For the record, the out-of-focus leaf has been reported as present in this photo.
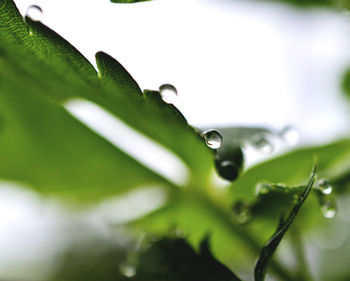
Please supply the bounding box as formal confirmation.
[226,140,350,243]
[230,139,350,201]
[111,0,151,3]
[48,231,128,281]
[270,0,333,7]
[0,70,169,202]
[254,168,316,281]
[133,237,241,281]
[242,0,350,9]
[128,190,294,280]
[342,68,350,101]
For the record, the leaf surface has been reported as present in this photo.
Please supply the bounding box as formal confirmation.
[134,237,241,281]
[0,0,214,202]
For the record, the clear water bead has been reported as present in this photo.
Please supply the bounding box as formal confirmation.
[26,5,43,22]
[201,129,223,149]
[120,264,136,278]
[159,84,177,104]
[250,134,274,154]
[255,183,271,196]
[279,125,299,145]
[321,199,337,218]
[232,200,252,224]
[318,179,333,195]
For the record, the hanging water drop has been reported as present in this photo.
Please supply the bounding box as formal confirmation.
[279,125,299,145]
[26,5,43,22]
[318,179,333,195]
[216,160,240,181]
[201,129,223,149]
[119,263,136,278]
[250,134,274,154]
[214,146,243,181]
[321,199,337,218]
[232,200,252,224]
[159,84,177,104]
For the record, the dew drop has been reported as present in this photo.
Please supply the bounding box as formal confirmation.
[216,160,240,181]
[279,125,300,145]
[318,179,333,195]
[321,199,337,218]
[26,5,43,22]
[255,183,271,196]
[120,263,136,278]
[159,84,177,104]
[250,134,274,154]
[175,227,187,238]
[201,129,223,149]
[232,200,252,224]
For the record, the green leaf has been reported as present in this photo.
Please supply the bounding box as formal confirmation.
[0,0,214,202]
[244,0,350,9]
[269,0,333,7]
[24,16,98,83]
[0,67,168,202]
[254,167,316,281]
[47,233,127,281]
[230,139,350,201]
[342,67,350,101]
[128,189,283,277]
[129,140,350,279]
[96,51,143,97]
[134,237,241,281]
[111,0,152,3]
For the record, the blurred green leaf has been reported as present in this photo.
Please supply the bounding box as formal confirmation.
[129,140,350,279]
[230,139,350,201]
[128,189,294,280]
[48,232,128,281]
[269,0,333,7]
[245,0,350,9]
[342,68,350,101]
[133,237,241,281]
[0,73,169,202]
[111,0,151,3]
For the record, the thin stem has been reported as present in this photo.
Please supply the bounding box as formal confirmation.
[192,191,296,281]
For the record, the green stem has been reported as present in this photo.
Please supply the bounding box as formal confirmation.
[193,191,296,281]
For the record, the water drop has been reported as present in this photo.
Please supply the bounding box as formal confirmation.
[26,5,43,22]
[255,183,271,196]
[250,134,274,154]
[279,125,299,145]
[318,179,333,195]
[216,160,240,181]
[321,199,337,218]
[159,84,177,104]
[201,129,223,149]
[120,263,136,278]
[175,227,187,238]
[232,200,252,224]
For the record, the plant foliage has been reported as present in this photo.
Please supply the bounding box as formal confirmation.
[1,0,350,280]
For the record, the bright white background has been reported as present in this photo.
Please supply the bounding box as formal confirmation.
[14,0,350,143]
[2,0,350,279]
